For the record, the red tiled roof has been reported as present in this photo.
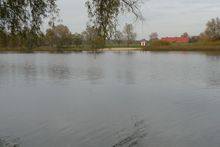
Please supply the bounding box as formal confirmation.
[161,37,189,43]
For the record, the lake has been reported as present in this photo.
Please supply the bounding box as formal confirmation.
[0,51,220,147]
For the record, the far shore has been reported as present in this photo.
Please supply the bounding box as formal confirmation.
[1,45,220,53]
[0,47,143,53]
[99,47,142,51]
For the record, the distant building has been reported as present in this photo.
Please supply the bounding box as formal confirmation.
[140,39,147,46]
[161,37,189,43]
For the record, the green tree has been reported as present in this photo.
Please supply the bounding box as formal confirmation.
[123,23,137,46]
[86,0,143,42]
[45,28,55,47]
[205,17,220,41]
[82,26,98,44]
[199,32,210,42]
[45,24,72,48]
[0,30,8,47]
[114,31,124,45]
[7,33,22,47]
[19,27,43,49]
[72,33,83,46]
[181,32,189,38]
[2,27,43,49]
[82,25,105,49]
[149,32,158,41]
[0,0,58,34]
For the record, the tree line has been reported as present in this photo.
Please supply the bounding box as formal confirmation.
[0,0,143,50]
[0,23,137,50]
[1,0,220,50]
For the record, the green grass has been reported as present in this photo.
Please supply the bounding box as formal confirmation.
[144,42,220,52]
[0,46,96,53]
[105,43,140,48]
[0,43,141,53]
[2,42,220,52]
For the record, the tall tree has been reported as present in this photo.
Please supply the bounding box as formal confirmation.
[0,30,7,47]
[205,17,220,41]
[114,31,124,45]
[123,23,137,46]
[45,24,72,48]
[72,33,83,46]
[181,32,189,38]
[82,25,105,49]
[0,0,58,34]
[82,25,99,44]
[86,0,143,42]
[149,32,158,41]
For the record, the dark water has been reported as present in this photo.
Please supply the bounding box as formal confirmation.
[0,52,220,147]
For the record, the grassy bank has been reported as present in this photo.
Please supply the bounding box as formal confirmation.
[145,45,220,51]
[1,43,220,52]
[105,43,140,48]
[0,46,96,53]
[144,42,220,52]
[0,43,141,53]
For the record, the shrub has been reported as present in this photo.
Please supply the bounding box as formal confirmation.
[149,40,171,46]
[92,36,105,49]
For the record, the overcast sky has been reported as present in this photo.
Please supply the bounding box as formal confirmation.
[43,0,220,39]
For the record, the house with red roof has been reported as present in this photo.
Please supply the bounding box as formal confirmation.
[161,37,189,43]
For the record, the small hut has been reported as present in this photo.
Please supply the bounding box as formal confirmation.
[140,39,147,47]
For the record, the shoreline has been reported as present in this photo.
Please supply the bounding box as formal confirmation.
[1,46,220,53]
[99,47,142,51]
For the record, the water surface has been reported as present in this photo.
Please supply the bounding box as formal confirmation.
[0,51,220,147]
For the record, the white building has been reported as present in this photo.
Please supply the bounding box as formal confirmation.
[140,39,147,47]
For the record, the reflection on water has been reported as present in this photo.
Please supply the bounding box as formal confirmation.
[22,62,37,83]
[205,53,220,87]
[85,67,104,83]
[0,137,21,147]
[48,65,71,80]
[1,52,219,87]
[0,52,220,147]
